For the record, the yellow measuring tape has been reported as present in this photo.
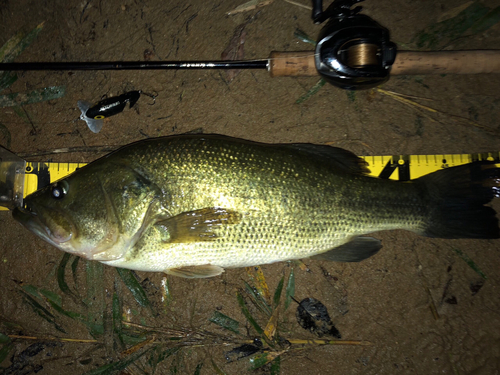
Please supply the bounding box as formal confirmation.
[361,152,500,180]
[1,151,499,212]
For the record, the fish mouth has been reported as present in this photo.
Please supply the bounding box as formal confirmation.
[12,204,74,246]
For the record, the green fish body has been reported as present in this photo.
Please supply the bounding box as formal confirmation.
[13,135,500,278]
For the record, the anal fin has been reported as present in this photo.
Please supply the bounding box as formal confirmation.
[311,237,382,263]
[165,264,225,278]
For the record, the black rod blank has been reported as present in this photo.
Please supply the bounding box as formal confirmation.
[0,60,269,71]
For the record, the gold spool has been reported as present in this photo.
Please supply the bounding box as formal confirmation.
[346,43,379,68]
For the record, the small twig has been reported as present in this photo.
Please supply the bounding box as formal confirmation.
[21,106,37,135]
[8,334,99,344]
[227,0,274,15]
[376,88,437,113]
[80,0,91,23]
[377,89,434,101]
[122,321,191,337]
[287,339,372,346]
[17,145,118,158]
[122,321,225,342]
[413,247,440,321]
[376,88,499,134]
[424,285,440,320]
[283,0,312,10]
[120,335,156,357]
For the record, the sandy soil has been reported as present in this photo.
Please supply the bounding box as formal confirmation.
[1,0,500,374]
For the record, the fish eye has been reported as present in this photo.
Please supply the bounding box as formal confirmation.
[51,181,69,199]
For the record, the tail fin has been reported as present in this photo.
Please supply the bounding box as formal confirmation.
[417,161,499,239]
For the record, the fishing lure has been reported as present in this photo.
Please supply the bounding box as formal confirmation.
[77,91,141,133]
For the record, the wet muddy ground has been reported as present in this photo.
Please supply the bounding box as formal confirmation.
[1,0,500,374]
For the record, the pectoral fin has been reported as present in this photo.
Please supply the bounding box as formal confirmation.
[311,237,382,262]
[165,264,225,278]
[155,207,241,243]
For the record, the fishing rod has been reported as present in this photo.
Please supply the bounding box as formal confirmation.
[1,0,500,90]
[0,60,269,71]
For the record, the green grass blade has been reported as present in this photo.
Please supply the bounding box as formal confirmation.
[0,22,44,63]
[451,248,487,279]
[22,284,84,323]
[285,268,295,310]
[0,72,17,92]
[0,333,10,344]
[168,348,183,374]
[112,291,124,349]
[0,342,14,365]
[21,284,41,299]
[0,85,66,108]
[71,256,80,287]
[468,6,500,34]
[237,292,264,336]
[293,29,316,45]
[121,332,149,346]
[147,345,160,374]
[193,363,203,375]
[244,281,272,316]
[0,333,12,365]
[249,352,280,370]
[20,289,66,333]
[0,22,44,92]
[86,260,105,337]
[208,311,240,334]
[347,90,356,103]
[296,79,327,104]
[47,298,85,321]
[40,289,62,307]
[0,321,23,332]
[57,253,73,295]
[270,355,281,375]
[412,3,490,49]
[148,346,180,372]
[237,292,263,335]
[0,122,11,148]
[12,106,30,124]
[57,253,84,306]
[115,268,152,310]
[161,276,173,308]
[211,359,228,375]
[83,345,152,375]
[273,276,284,308]
[158,348,181,363]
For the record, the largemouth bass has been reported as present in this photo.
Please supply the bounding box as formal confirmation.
[13,135,500,278]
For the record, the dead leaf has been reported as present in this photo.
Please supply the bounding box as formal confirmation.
[296,297,341,338]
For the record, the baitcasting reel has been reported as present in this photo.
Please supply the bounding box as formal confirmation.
[312,0,397,90]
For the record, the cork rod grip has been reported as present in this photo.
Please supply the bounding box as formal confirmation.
[268,50,500,77]
[391,51,500,75]
[268,51,318,77]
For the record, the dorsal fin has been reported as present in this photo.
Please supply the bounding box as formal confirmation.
[284,143,370,175]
